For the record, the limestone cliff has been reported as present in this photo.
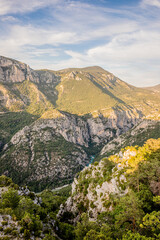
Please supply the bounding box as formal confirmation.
[0,108,141,190]
[57,150,131,221]
[100,119,160,157]
[0,55,159,191]
[0,56,59,85]
[58,139,160,222]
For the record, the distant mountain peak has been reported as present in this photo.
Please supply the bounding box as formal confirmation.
[144,84,160,92]
[82,66,106,72]
[58,65,109,74]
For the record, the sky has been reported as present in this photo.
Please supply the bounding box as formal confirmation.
[0,0,160,87]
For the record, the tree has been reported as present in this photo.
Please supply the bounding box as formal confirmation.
[20,213,42,238]
[75,213,99,240]
[2,188,20,209]
[114,190,144,238]
[84,229,102,240]
[122,231,154,240]
[15,197,39,219]
[58,221,75,240]
[140,211,160,237]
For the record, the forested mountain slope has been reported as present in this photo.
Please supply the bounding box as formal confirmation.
[58,138,160,239]
[0,55,159,190]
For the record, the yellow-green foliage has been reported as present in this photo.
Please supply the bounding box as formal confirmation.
[1,67,160,118]
[40,108,63,119]
[53,67,160,116]
[17,80,53,115]
[0,84,25,111]
[55,73,117,115]
[109,138,160,173]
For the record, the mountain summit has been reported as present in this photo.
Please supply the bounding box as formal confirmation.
[0,56,160,117]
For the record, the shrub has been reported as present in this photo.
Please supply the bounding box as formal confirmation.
[4,227,12,234]
[2,188,20,209]
[1,221,8,226]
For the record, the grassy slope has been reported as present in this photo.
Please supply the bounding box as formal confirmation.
[51,67,160,116]
[0,66,160,117]
[144,84,160,92]
[16,80,54,115]
[0,81,56,147]
[0,83,25,112]
[55,72,117,115]
[0,81,55,115]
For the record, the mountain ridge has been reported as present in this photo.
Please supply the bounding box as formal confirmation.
[0,55,160,191]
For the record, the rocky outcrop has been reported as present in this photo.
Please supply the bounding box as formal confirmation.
[59,138,160,224]
[100,119,160,156]
[0,108,141,190]
[58,152,129,221]
[87,109,140,145]
[1,120,89,191]
[0,56,59,85]
[10,114,89,148]
[7,109,141,148]
[0,56,39,83]
[36,70,60,85]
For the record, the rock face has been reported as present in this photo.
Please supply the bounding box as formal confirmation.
[0,56,59,85]
[100,119,160,157]
[58,138,160,226]
[6,110,140,148]
[0,56,39,83]
[58,153,129,222]
[87,109,140,145]
[0,55,159,191]
[10,109,140,148]
[1,120,89,191]
[0,109,141,191]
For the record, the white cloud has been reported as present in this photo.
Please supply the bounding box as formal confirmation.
[0,0,160,87]
[87,31,160,62]
[141,0,160,7]
[0,15,18,22]
[52,30,160,86]
[0,0,60,15]
[1,25,77,46]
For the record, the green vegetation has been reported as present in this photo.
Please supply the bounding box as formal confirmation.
[75,157,115,201]
[54,138,160,239]
[0,59,160,239]
[0,175,69,239]
[55,71,117,115]
[0,112,38,149]
[16,80,53,115]
[53,67,160,116]
[0,138,160,239]
[99,120,160,160]
[52,185,72,198]
[0,132,87,192]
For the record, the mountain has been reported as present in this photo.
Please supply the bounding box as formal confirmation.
[144,84,160,93]
[58,138,160,239]
[0,109,140,191]
[100,119,160,158]
[0,56,160,190]
[0,138,160,239]
[1,56,160,117]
